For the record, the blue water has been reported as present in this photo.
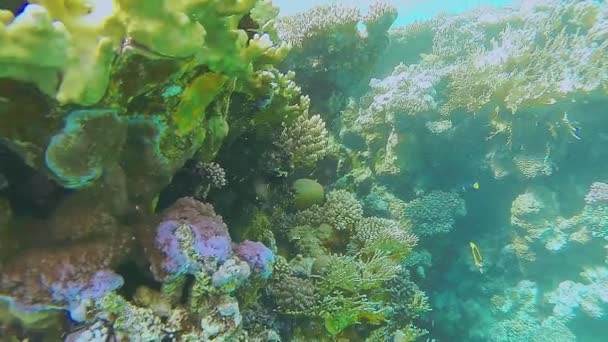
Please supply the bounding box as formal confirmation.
[275,0,515,26]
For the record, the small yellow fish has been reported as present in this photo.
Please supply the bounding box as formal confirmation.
[472,181,480,190]
[469,242,484,274]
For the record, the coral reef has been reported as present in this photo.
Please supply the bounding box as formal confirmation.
[4,0,608,340]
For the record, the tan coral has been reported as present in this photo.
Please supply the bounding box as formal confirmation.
[323,189,363,232]
[280,113,329,169]
[276,4,360,47]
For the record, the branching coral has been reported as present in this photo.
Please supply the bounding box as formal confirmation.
[339,0,608,196]
[350,217,418,257]
[289,189,363,233]
[267,276,317,316]
[316,252,400,295]
[487,280,576,342]
[323,189,364,232]
[403,190,466,237]
[438,1,608,114]
[276,4,360,48]
[279,113,329,169]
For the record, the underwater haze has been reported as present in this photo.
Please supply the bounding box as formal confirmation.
[1,0,608,341]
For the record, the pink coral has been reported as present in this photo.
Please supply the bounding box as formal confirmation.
[142,197,232,280]
[0,233,132,320]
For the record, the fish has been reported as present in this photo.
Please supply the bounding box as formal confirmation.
[561,112,582,140]
[461,180,480,192]
[469,242,484,274]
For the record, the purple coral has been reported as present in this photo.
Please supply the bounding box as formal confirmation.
[584,182,608,205]
[0,234,131,321]
[149,197,232,280]
[233,241,275,279]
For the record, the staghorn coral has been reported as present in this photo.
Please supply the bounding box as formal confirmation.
[363,1,399,36]
[276,4,360,48]
[437,1,608,114]
[425,119,453,134]
[279,113,329,169]
[277,1,396,123]
[365,63,441,119]
[350,217,418,257]
[339,0,608,201]
[317,252,400,294]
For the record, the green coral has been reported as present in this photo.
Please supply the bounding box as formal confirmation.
[292,178,325,210]
[351,217,418,257]
[317,252,400,294]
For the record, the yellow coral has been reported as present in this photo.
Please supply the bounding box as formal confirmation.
[0,5,69,96]
[3,0,285,105]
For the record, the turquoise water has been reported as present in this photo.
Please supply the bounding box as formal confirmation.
[1,0,608,341]
[275,0,515,26]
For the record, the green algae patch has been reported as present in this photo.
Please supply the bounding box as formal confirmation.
[173,73,228,137]
[292,178,324,210]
